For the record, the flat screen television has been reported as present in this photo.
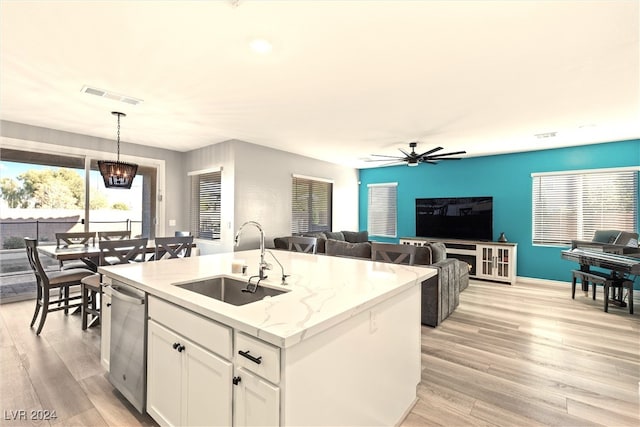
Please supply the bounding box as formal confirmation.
[416,196,493,241]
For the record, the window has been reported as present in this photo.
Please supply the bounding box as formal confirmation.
[367,183,397,237]
[291,175,332,234]
[190,169,221,240]
[532,168,638,246]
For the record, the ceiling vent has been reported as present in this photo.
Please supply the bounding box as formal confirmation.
[80,85,143,106]
[535,132,557,139]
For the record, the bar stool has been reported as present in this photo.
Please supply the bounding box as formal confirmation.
[80,237,148,330]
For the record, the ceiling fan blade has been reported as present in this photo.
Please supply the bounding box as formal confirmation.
[416,146,443,158]
[369,154,405,159]
[398,148,411,157]
[428,150,467,158]
[365,158,405,162]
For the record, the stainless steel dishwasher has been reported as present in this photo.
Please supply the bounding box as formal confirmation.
[108,280,147,413]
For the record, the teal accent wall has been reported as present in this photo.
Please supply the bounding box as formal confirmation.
[359,139,640,282]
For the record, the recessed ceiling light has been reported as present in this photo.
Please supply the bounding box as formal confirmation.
[249,39,272,55]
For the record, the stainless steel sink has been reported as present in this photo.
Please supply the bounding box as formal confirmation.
[175,276,287,306]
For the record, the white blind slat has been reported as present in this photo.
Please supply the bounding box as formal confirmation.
[292,177,332,234]
[368,183,397,237]
[532,170,637,245]
[191,171,221,240]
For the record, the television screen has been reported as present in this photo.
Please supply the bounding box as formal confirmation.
[416,197,493,241]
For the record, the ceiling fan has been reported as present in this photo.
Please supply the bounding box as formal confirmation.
[366,142,466,167]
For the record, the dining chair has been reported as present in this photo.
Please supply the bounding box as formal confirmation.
[98,230,131,241]
[55,231,97,270]
[154,236,194,260]
[287,236,318,254]
[55,231,96,248]
[25,238,94,335]
[371,242,416,265]
[80,237,149,330]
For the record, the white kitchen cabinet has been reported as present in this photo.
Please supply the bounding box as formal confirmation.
[147,320,182,426]
[147,297,233,427]
[476,244,516,284]
[100,283,112,370]
[233,367,280,427]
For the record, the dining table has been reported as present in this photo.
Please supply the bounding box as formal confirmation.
[37,240,179,271]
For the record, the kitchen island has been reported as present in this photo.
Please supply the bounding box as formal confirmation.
[99,249,437,426]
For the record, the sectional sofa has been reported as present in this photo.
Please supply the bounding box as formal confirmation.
[273,231,469,326]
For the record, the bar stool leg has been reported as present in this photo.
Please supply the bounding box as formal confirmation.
[604,281,610,313]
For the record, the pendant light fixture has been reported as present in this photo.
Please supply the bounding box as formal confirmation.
[98,111,138,189]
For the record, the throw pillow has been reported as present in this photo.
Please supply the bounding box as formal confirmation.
[429,242,447,263]
[325,239,371,259]
[324,231,345,241]
[341,230,369,243]
[414,246,433,265]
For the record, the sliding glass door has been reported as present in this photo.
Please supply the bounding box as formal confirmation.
[0,148,156,302]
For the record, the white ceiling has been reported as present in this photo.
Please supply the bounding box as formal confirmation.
[1,0,638,168]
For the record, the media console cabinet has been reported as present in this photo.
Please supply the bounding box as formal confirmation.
[400,237,517,285]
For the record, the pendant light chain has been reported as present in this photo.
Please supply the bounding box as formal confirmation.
[116,112,121,161]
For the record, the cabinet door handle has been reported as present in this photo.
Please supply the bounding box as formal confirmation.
[238,350,262,364]
[233,376,242,385]
[177,345,185,352]
[173,342,185,352]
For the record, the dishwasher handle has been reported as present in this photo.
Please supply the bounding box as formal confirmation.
[110,284,145,305]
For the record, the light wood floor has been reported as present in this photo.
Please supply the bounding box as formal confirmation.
[403,280,640,427]
[1,279,638,426]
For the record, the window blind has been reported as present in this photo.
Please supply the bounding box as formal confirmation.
[367,183,397,237]
[291,176,332,234]
[532,169,638,245]
[190,171,221,240]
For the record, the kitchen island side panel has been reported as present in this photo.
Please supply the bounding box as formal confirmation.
[281,283,421,426]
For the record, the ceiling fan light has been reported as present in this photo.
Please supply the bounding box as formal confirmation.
[407,159,419,167]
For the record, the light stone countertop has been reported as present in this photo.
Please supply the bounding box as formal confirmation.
[99,249,437,348]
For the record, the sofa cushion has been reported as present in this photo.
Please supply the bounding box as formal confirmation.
[325,239,371,259]
[273,237,288,250]
[324,231,345,241]
[341,230,369,243]
[301,232,327,253]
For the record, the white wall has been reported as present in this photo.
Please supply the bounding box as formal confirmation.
[183,140,237,255]
[185,140,359,252]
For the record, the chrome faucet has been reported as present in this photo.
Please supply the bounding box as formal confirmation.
[234,221,270,281]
